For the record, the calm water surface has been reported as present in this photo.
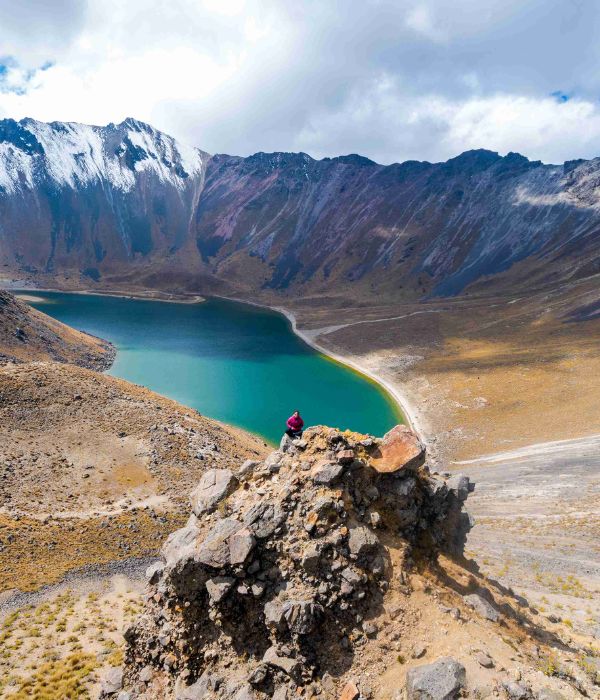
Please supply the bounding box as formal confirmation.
[27,292,402,444]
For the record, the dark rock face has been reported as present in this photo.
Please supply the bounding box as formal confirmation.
[2,118,600,300]
[118,425,472,699]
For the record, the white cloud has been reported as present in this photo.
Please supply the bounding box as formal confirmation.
[1,0,600,164]
[405,4,445,42]
[297,80,600,164]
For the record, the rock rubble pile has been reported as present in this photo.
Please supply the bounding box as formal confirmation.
[117,424,472,699]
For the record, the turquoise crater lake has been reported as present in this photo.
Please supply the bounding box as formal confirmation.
[26,292,402,444]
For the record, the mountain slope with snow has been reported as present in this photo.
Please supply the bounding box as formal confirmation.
[0,117,208,279]
[1,117,600,302]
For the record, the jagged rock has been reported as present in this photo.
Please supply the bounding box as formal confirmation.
[312,460,344,485]
[146,561,164,584]
[244,502,286,538]
[139,665,154,683]
[162,522,201,568]
[348,525,379,557]
[446,474,470,501]
[233,684,256,700]
[369,425,425,474]
[238,460,261,480]
[263,646,301,679]
[272,686,288,700]
[464,593,500,622]
[341,567,362,586]
[248,665,268,685]
[179,671,220,700]
[264,600,286,630]
[338,681,359,700]
[412,643,427,659]
[264,450,284,472]
[502,681,530,699]
[405,657,466,699]
[206,576,235,603]
[280,434,295,452]
[301,542,323,572]
[120,425,475,699]
[101,667,124,695]
[197,517,243,568]
[191,468,238,516]
[362,620,378,637]
[229,528,256,565]
[282,600,322,634]
[336,449,355,464]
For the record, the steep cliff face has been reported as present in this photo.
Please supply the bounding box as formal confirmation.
[2,118,600,301]
[196,149,600,299]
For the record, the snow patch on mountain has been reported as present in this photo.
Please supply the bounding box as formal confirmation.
[0,117,205,195]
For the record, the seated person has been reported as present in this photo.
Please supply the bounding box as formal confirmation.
[285,410,304,439]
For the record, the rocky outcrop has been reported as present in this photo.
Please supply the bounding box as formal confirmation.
[118,425,472,699]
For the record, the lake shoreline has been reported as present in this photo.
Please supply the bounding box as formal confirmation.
[210,294,419,439]
[8,283,205,305]
[7,281,417,441]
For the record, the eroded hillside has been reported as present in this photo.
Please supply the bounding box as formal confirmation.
[0,290,113,368]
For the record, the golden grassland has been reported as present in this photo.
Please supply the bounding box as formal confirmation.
[0,511,186,593]
[0,582,143,699]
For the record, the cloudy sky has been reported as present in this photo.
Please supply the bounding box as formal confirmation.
[1,0,599,164]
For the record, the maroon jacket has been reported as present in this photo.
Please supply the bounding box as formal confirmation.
[286,414,304,431]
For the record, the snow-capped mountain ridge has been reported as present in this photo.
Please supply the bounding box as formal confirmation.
[0,117,205,195]
[1,116,600,300]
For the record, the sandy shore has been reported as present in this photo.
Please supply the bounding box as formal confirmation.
[272,306,419,434]
[7,283,205,305]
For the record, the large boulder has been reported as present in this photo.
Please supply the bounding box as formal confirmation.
[190,469,238,516]
[100,667,124,696]
[369,425,425,474]
[463,593,500,622]
[405,657,466,699]
[196,517,244,568]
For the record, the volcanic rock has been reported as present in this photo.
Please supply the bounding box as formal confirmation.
[120,425,473,699]
[463,593,500,622]
[368,425,425,474]
[190,469,238,516]
[405,657,466,700]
